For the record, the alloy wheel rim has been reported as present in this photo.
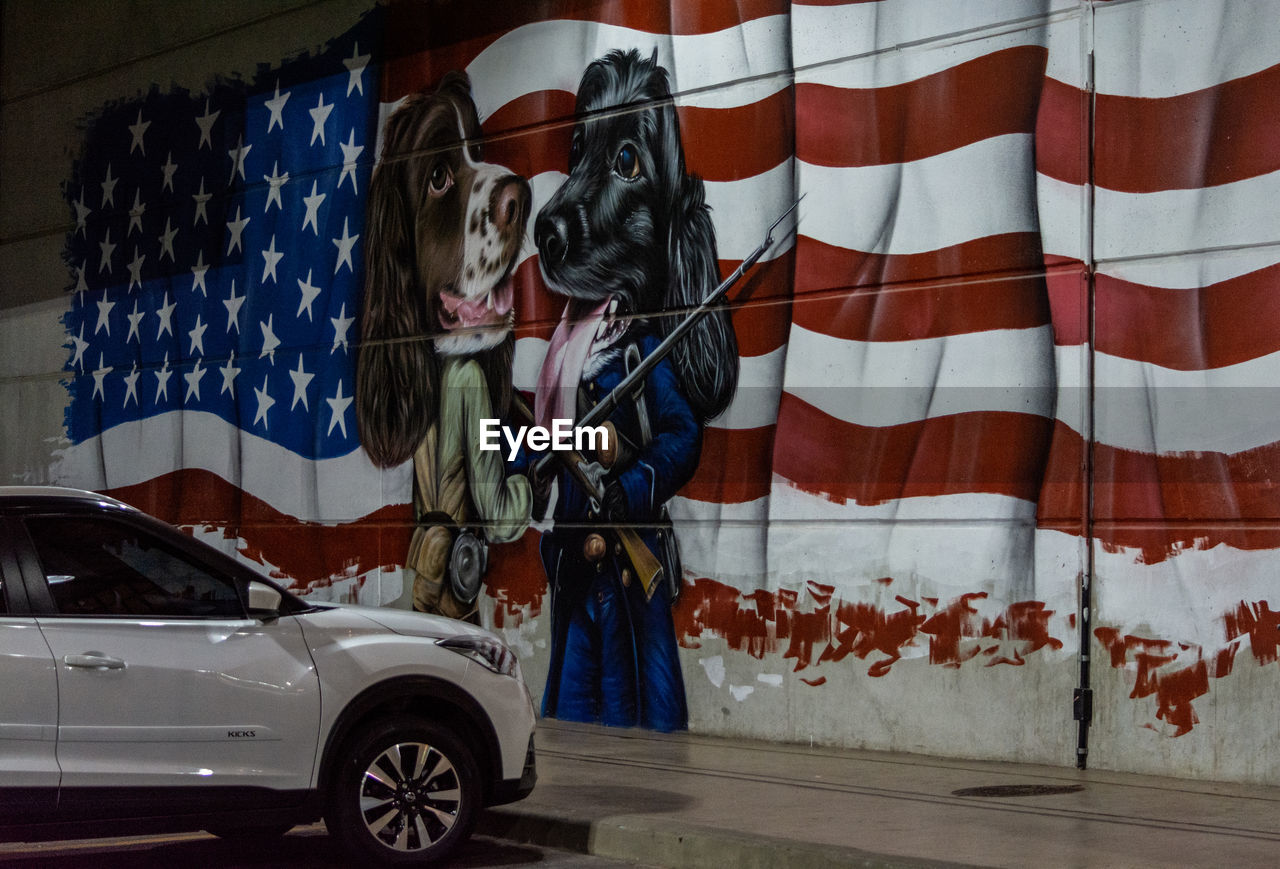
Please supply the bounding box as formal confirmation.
[359,741,461,851]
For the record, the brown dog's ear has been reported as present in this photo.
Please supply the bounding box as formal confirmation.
[356,95,438,467]
[664,171,739,423]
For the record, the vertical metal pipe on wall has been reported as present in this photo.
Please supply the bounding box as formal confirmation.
[1074,6,1098,769]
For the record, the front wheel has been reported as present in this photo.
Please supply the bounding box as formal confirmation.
[326,717,480,864]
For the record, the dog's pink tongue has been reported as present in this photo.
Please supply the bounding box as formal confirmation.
[491,273,514,316]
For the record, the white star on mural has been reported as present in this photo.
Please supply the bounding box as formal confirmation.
[338,130,364,193]
[332,218,359,274]
[93,353,113,401]
[127,247,145,291]
[264,162,288,212]
[301,181,325,235]
[262,234,285,284]
[192,177,212,226]
[260,314,280,362]
[101,163,118,207]
[296,269,322,321]
[288,355,314,411]
[95,290,115,336]
[159,217,178,262]
[161,152,178,192]
[128,189,146,236]
[226,206,250,254]
[154,354,173,403]
[264,80,291,133]
[98,229,116,274]
[191,250,210,296]
[155,292,176,339]
[70,323,89,371]
[343,42,370,97]
[327,380,353,437]
[195,99,220,149]
[253,374,275,429]
[228,135,252,182]
[74,188,91,237]
[188,314,208,356]
[219,351,241,397]
[184,359,207,403]
[123,363,140,408]
[330,303,354,354]
[309,93,333,146]
[129,109,150,155]
[223,280,245,333]
[126,299,145,343]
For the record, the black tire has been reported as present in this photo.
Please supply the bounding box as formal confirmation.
[325,717,480,865]
[205,823,294,842]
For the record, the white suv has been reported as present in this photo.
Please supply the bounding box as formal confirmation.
[0,486,536,864]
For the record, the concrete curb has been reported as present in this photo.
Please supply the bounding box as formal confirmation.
[478,806,981,869]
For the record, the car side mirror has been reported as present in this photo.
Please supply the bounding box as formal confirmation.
[247,580,283,616]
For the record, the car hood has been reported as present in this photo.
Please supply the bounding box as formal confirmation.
[316,602,495,641]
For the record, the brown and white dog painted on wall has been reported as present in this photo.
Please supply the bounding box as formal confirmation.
[356,71,532,617]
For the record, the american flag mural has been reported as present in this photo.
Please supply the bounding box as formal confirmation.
[47,0,1280,770]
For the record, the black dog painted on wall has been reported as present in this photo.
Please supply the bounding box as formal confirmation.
[531,49,739,731]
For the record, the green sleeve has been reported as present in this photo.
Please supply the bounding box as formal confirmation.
[453,360,532,544]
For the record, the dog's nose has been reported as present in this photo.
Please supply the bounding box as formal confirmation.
[491,175,530,233]
[535,212,569,267]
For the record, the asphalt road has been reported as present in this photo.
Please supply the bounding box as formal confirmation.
[0,824,650,868]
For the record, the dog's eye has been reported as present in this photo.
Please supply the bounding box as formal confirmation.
[428,161,454,196]
[614,145,640,181]
[569,136,582,172]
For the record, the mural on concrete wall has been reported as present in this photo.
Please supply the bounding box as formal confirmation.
[48,0,1280,754]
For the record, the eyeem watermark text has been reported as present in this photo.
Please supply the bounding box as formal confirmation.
[480,419,610,461]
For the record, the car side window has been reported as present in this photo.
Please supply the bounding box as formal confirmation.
[23,516,245,619]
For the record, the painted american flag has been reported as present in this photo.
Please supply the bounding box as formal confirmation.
[58,13,411,600]
[57,0,1280,749]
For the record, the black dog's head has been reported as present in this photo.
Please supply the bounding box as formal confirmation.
[534,49,738,422]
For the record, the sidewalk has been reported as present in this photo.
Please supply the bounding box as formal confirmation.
[478,720,1280,868]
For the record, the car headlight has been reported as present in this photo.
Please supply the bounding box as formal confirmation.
[438,634,522,679]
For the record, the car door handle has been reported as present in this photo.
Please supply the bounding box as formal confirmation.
[63,652,127,670]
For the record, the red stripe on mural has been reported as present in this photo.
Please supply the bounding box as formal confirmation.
[797,46,1048,168]
[678,91,795,183]
[383,0,788,102]
[684,424,776,504]
[1035,77,1089,187]
[1095,263,1280,370]
[481,88,794,183]
[1044,256,1088,347]
[773,393,1054,504]
[482,90,578,177]
[1094,63,1280,192]
[103,470,414,590]
[793,235,1050,340]
[1037,422,1280,561]
[1038,65,1280,192]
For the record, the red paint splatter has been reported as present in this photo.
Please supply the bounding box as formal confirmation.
[676,577,1064,681]
[484,528,546,628]
[1224,600,1280,665]
[824,596,924,677]
[920,593,988,667]
[1093,629,1215,737]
